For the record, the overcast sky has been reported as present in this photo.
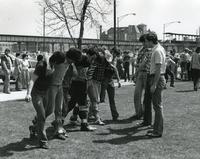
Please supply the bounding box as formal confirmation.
[0,0,200,40]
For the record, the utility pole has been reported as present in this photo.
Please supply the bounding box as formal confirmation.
[113,0,116,49]
[43,7,46,52]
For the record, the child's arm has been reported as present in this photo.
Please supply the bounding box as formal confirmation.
[26,72,38,101]
[71,63,78,77]
[112,64,121,88]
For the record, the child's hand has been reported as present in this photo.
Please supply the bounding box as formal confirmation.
[25,95,31,102]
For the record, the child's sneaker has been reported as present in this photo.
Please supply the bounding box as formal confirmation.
[94,119,105,125]
[80,123,96,131]
[39,141,49,149]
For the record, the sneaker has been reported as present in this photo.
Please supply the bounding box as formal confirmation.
[136,122,151,127]
[94,119,105,125]
[39,141,49,149]
[88,115,96,121]
[55,133,68,140]
[80,123,96,131]
[146,132,162,138]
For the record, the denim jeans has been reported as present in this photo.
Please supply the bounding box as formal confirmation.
[134,71,147,117]
[146,75,165,135]
[31,88,48,143]
[165,66,174,86]
[87,79,101,119]
[15,73,22,90]
[46,85,64,130]
[67,80,88,119]
[22,69,30,89]
[124,68,130,82]
[100,79,119,119]
[143,74,165,135]
[191,68,200,90]
[143,75,152,125]
[62,87,70,118]
[3,71,10,93]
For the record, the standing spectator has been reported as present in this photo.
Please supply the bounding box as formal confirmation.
[123,52,130,82]
[1,48,12,94]
[133,34,152,120]
[186,50,192,81]
[180,48,189,80]
[164,52,176,88]
[171,50,180,79]
[14,53,22,91]
[100,50,121,121]
[191,47,200,91]
[130,52,137,82]
[115,51,124,79]
[21,54,30,89]
[145,32,166,138]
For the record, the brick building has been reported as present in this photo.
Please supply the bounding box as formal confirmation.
[100,24,147,41]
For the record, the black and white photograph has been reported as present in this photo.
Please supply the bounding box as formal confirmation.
[0,0,200,158]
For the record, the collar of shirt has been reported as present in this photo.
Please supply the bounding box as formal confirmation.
[152,43,160,52]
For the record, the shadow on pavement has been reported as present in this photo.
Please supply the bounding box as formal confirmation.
[103,116,141,125]
[176,90,194,93]
[0,138,39,157]
[94,125,151,145]
[93,134,150,145]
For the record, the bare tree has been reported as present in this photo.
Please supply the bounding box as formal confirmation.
[40,0,113,49]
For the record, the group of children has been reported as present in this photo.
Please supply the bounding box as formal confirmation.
[26,47,121,149]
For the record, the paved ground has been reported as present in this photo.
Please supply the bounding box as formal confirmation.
[0,80,135,102]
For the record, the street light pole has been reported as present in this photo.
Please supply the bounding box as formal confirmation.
[163,21,181,42]
[117,13,136,46]
[114,0,116,49]
[43,7,46,52]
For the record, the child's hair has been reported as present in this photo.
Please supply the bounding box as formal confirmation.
[66,48,82,62]
[146,32,158,44]
[37,54,43,62]
[16,53,20,57]
[22,53,28,59]
[86,47,98,56]
[49,51,65,64]
[139,34,147,43]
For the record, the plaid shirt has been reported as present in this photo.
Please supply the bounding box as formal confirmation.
[135,47,152,73]
[87,56,107,82]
